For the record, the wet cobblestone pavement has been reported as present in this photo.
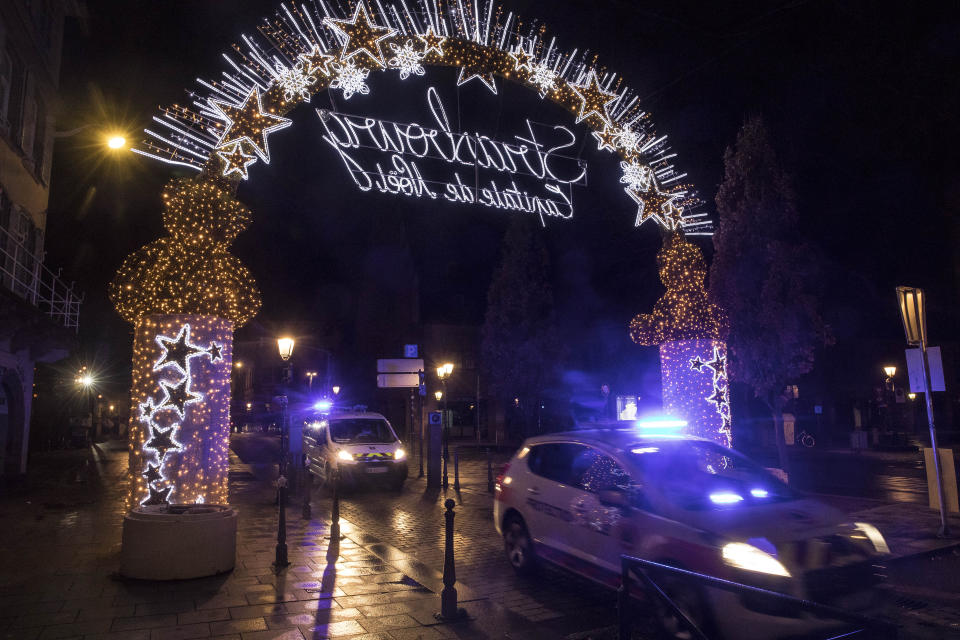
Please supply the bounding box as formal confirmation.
[3,437,960,639]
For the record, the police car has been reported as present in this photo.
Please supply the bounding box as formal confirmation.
[303,409,408,490]
[493,422,890,639]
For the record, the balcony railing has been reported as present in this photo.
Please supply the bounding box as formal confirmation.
[0,223,82,331]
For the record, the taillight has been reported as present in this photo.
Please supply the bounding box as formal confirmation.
[494,462,511,496]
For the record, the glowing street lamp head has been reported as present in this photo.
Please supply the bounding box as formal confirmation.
[277,337,295,361]
[434,390,443,401]
[107,135,127,150]
[78,374,94,388]
[332,385,341,395]
[443,362,454,375]
[883,365,896,378]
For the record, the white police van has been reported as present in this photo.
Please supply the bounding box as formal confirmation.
[493,422,889,639]
[303,409,408,490]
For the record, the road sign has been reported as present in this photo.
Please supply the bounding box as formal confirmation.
[906,347,945,393]
[377,373,420,388]
[404,344,419,358]
[428,411,442,426]
[377,358,424,374]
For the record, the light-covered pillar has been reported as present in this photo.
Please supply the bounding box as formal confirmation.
[659,339,731,447]
[128,314,233,508]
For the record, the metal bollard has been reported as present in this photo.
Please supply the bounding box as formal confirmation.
[302,456,312,520]
[328,467,341,540]
[439,498,464,620]
[453,449,460,492]
[487,449,494,494]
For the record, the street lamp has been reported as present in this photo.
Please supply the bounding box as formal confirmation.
[332,385,340,396]
[437,363,454,488]
[434,390,443,401]
[274,336,295,566]
[883,365,896,379]
[306,371,317,392]
[896,286,949,537]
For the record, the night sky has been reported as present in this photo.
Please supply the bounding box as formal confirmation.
[44,1,960,403]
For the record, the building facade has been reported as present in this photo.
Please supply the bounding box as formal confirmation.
[0,1,83,476]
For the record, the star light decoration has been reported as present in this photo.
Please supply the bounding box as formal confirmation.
[457,67,498,95]
[299,44,335,77]
[627,181,684,230]
[415,25,446,57]
[208,86,292,164]
[216,142,257,180]
[330,60,371,99]
[135,323,222,506]
[388,40,426,80]
[691,345,732,447]
[568,69,617,125]
[324,2,396,68]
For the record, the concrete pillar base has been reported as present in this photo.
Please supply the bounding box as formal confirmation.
[120,504,237,580]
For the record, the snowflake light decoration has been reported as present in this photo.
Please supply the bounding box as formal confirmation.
[388,40,425,80]
[612,125,643,155]
[620,161,653,192]
[527,62,558,97]
[275,60,317,102]
[330,60,370,99]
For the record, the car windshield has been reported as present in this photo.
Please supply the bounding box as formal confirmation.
[329,418,396,444]
[628,440,797,510]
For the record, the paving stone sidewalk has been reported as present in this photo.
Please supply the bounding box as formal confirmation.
[0,443,582,640]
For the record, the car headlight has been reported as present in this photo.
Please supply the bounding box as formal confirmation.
[853,522,890,554]
[337,450,353,462]
[394,448,406,460]
[722,542,791,577]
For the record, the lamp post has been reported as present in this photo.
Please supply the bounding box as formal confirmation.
[896,286,949,537]
[306,371,317,392]
[437,363,454,489]
[275,336,295,567]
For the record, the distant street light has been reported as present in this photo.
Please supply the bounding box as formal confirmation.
[908,393,916,401]
[306,371,317,391]
[107,135,126,149]
[277,337,295,361]
[332,385,341,396]
[896,286,949,537]
[437,363,454,488]
[883,365,896,379]
[434,390,443,401]
[274,336,295,567]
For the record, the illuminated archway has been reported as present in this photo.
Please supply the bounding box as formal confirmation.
[111,0,722,508]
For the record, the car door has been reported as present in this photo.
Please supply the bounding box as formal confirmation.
[566,447,639,580]
[521,442,587,561]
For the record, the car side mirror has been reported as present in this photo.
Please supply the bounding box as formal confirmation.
[599,488,629,509]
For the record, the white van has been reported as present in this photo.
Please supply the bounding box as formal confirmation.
[303,410,408,490]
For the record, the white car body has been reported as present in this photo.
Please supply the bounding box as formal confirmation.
[493,428,889,639]
[303,410,408,488]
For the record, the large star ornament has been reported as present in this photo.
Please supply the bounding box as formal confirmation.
[159,378,202,418]
[457,67,498,95]
[627,185,683,230]
[569,69,617,125]
[325,3,396,68]
[208,86,292,162]
[143,463,163,484]
[508,43,535,72]
[145,425,181,457]
[299,44,334,77]
[155,324,206,374]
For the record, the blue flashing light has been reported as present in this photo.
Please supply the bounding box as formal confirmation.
[636,417,688,430]
[709,491,744,505]
[750,488,770,498]
[313,399,333,412]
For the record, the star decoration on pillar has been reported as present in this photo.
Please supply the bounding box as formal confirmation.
[159,377,202,418]
[324,3,397,68]
[627,184,683,230]
[705,346,727,374]
[145,425,181,458]
[457,67,498,95]
[568,69,617,125]
[508,43,535,72]
[299,44,335,77]
[415,25,446,58]
[216,141,257,180]
[142,484,173,506]
[207,342,223,361]
[707,385,728,406]
[689,356,705,371]
[143,463,163,484]
[155,324,206,374]
[138,397,158,425]
[208,86,292,163]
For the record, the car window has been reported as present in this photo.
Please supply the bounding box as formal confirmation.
[329,418,396,444]
[526,443,590,485]
[573,448,632,493]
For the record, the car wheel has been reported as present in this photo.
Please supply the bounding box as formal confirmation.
[503,516,537,576]
[653,571,716,640]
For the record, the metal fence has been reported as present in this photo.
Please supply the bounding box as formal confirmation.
[618,555,897,640]
[0,223,81,331]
